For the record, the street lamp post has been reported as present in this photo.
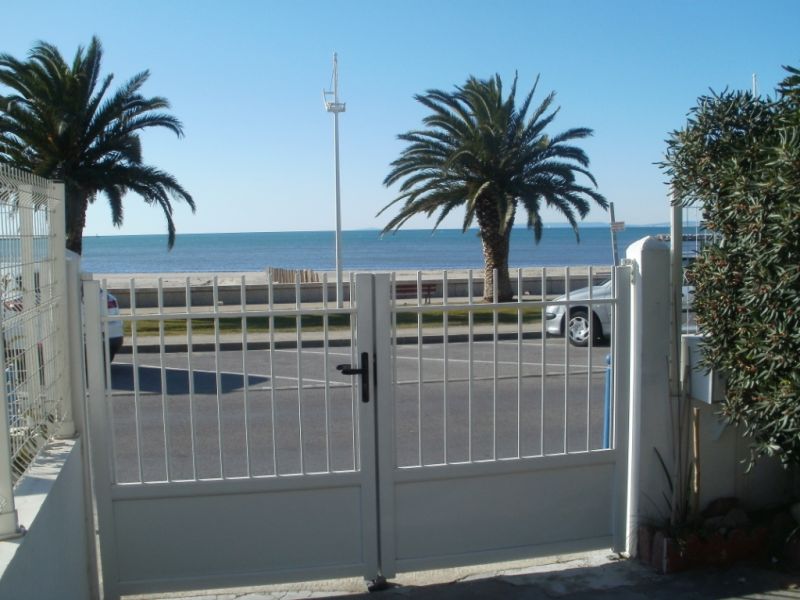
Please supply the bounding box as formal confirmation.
[323,53,346,308]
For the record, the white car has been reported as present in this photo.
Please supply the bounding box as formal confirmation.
[2,287,124,362]
[545,269,696,347]
[545,280,613,347]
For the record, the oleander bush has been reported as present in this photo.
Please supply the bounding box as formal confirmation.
[663,66,800,466]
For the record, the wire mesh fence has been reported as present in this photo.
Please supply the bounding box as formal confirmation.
[0,166,67,483]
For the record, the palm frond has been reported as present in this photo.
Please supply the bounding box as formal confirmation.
[0,37,193,252]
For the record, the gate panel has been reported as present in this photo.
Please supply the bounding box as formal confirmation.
[390,455,617,571]
[84,274,381,599]
[377,266,631,575]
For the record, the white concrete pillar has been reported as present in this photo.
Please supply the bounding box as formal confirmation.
[626,236,674,555]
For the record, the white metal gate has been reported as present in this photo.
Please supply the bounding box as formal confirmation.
[84,267,630,598]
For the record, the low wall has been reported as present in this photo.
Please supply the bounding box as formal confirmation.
[105,271,611,309]
[0,439,92,600]
[694,402,794,510]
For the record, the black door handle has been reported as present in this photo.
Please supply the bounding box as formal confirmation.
[337,352,370,403]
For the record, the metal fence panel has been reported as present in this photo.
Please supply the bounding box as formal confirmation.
[0,167,67,486]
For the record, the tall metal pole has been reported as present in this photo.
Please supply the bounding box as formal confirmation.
[324,53,346,308]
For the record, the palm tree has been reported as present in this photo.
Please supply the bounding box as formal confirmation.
[0,37,194,254]
[380,74,606,301]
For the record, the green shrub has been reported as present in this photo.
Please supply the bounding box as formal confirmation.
[663,67,800,466]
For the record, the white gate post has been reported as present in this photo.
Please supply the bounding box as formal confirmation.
[64,252,85,436]
[83,277,121,600]
[372,273,396,580]
[612,264,632,554]
[625,237,672,557]
[354,274,381,582]
[51,181,76,438]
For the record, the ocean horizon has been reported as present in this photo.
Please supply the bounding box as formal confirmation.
[80,226,672,274]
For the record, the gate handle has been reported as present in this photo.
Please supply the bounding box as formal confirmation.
[337,352,370,403]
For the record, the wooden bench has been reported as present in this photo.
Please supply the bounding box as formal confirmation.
[394,282,436,304]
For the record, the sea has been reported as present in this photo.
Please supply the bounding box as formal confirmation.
[80,226,671,273]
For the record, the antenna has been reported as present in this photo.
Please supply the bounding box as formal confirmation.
[323,53,346,114]
[323,53,346,307]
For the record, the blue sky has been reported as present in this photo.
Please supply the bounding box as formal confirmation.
[3,0,798,237]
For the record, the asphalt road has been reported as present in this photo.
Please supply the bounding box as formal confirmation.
[106,338,613,483]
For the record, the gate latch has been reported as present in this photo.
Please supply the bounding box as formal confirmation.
[337,352,370,403]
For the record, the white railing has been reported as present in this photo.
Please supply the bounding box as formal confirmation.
[0,166,69,538]
[91,265,620,484]
[90,272,361,484]
[389,267,619,468]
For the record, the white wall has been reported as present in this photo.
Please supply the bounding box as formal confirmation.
[0,439,92,600]
[694,396,794,510]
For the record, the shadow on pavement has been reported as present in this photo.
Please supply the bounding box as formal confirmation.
[110,363,268,394]
[317,563,800,600]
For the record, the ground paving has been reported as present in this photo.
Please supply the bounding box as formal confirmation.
[126,551,800,600]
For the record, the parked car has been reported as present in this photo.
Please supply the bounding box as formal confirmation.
[545,280,613,347]
[545,263,696,347]
[2,286,123,362]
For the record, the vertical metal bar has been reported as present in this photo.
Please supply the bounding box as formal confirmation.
[416,270,423,466]
[102,278,119,478]
[442,270,448,464]
[129,280,144,482]
[348,271,361,470]
[267,273,278,476]
[295,272,305,474]
[102,286,112,427]
[240,276,252,477]
[492,269,498,460]
[322,273,331,473]
[612,265,632,554]
[517,268,523,458]
[350,270,358,471]
[586,266,594,452]
[212,276,224,477]
[185,278,197,480]
[540,267,546,456]
[564,267,571,454]
[391,271,398,401]
[467,270,474,463]
[156,278,171,481]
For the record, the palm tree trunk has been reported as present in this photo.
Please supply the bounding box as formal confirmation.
[65,186,89,255]
[476,201,514,302]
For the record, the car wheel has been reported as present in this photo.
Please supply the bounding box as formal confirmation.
[567,308,600,347]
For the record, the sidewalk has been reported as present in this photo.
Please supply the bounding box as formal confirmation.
[130,551,800,600]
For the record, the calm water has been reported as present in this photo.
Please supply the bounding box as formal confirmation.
[80,226,669,273]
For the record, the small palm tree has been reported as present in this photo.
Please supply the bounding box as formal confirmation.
[380,74,606,301]
[0,37,194,254]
